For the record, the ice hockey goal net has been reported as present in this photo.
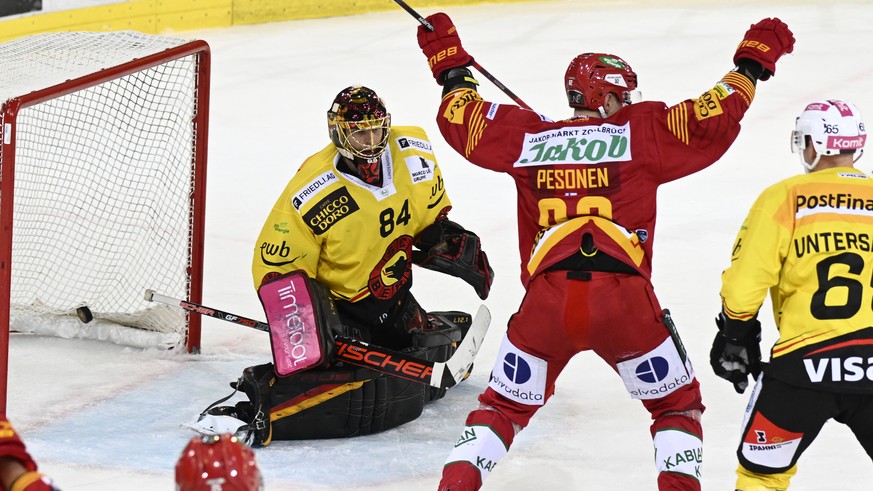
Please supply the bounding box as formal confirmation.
[0,31,211,412]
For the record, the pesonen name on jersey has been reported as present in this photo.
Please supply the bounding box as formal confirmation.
[536,167,609,190]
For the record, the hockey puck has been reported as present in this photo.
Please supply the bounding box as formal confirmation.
[76,306,94,324]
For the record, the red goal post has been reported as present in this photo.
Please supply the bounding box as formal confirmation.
[0,31,211,413]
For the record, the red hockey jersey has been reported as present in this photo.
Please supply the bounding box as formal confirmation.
[437,72,755,284]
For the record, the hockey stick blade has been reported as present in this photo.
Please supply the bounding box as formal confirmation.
[430,304,490,388]
[144,290,490,389]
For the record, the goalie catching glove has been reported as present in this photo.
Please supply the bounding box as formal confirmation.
[413,220,494,300]
[710,311,763,394]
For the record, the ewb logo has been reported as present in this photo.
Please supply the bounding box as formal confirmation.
[635,356,670,383]
[502,353,532,384]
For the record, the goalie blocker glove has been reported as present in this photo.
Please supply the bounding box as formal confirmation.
[413,220,494,300]
[710,311,763,393]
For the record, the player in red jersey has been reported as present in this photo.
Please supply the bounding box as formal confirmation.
[417,14,794,491]
[0,415,59,491]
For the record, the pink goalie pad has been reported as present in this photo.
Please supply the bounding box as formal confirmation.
[258,271,329,376]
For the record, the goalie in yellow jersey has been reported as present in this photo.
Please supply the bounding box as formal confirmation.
[712,100,873,490]
[197,86,493,445]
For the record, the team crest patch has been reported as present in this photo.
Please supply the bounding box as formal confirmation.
[368,235,413,299]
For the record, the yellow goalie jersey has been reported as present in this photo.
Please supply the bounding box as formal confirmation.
[721,167,873,390]
[252,126,451,303]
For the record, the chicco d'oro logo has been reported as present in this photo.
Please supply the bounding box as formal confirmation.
[635,356,670,383]
[502,353,532,384]
[302,187,359,235]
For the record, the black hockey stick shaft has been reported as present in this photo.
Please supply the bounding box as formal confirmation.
[394,0,533,110]
[144,289,485,388]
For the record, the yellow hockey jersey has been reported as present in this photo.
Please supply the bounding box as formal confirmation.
[722,167,873,365]
[252,126,451,302]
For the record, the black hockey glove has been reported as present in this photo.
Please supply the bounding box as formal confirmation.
[710,312,762,394]
[413,220,494,300]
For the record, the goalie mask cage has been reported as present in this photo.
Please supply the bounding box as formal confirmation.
[0,31,211,413]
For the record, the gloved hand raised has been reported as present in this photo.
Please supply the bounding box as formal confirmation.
[710,311,763,393]
[417,13,473,84]
[734,17,795,81]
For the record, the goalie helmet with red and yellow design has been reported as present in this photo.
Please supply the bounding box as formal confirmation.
[175,434,263,491]
[327,85,391,185]
[565,53,640,117]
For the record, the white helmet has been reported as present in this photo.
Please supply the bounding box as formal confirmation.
[791,100,866,171]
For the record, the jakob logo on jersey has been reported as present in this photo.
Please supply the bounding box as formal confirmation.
[302,187,359,235]
[514,123,631,167]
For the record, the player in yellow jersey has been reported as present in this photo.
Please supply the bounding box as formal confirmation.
[194,86,493,445]
[712,100,872,490]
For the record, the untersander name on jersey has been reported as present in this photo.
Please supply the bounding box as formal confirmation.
[794,231,873,258]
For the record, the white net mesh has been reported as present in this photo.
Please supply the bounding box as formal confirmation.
[0,31,205,345]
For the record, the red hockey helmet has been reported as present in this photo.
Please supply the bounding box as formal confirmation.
[175,434,263,491]
[565,53,639,115]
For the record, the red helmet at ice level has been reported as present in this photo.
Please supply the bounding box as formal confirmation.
[175,434,263,491]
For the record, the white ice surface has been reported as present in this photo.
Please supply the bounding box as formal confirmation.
[7,1,873,489]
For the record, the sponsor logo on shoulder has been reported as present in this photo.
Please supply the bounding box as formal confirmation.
[486,103,498,120]
[406,156,435,184]
[302,187,359,234]
[513,123,631,167]
[292,171,339,211]
[396,136,433,154]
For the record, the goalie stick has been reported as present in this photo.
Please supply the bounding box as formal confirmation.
[144,289,490,389]
[394,0,534,111]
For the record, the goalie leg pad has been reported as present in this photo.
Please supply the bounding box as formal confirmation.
[258,271,343,376]
[232,362,427,442]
